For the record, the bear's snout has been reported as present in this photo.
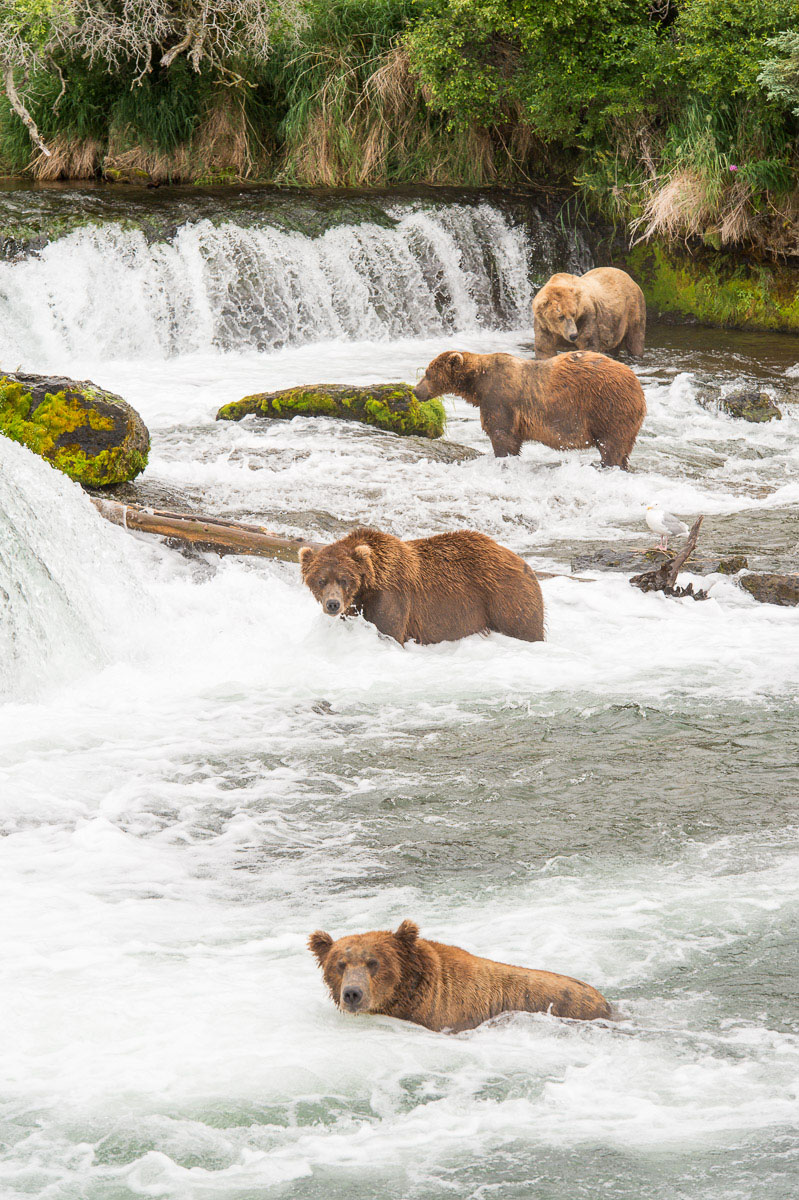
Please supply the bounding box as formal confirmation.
[414,379,432,401]
[340,966,371,1012]
[318,582,348,617]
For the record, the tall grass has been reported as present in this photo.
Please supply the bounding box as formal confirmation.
[263,0,527,186]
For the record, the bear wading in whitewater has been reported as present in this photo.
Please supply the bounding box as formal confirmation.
[299,527,544,645]
[309,921,612,1032]
[532,267,646,359]
[414,348,646,468]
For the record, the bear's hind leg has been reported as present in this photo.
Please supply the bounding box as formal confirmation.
[624,324,645,357]
[487,577,544,643]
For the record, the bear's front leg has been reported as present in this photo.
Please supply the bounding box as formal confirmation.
[364,591,411,644]
[487,426,523,458]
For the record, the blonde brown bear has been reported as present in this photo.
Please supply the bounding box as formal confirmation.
[533,267,646,359]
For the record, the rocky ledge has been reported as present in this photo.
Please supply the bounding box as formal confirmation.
[216,383,446,439]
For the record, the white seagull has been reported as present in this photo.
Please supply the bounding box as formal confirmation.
[645,505,690,551]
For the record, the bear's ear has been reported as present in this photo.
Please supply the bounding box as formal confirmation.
[298,546,316,569]
[308,930,334,964]
[445,351,464,368]
[394,919,419,947]
[352,543,372,562]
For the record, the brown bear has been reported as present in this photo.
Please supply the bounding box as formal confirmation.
[414,349,646,468]
[532,267,646,359]
[299,527,543,645]
[309,920,612,1032]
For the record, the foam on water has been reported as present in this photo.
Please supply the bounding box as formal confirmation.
[0,195,797,1200]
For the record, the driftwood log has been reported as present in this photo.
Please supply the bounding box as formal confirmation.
[90,497,588,581]
[629,516,709,600]
[90,497,323,562]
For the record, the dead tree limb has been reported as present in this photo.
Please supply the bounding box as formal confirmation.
[630,516,708,600]
[90,497,592,581]
[3,65,52,158]
[90,497,323,562]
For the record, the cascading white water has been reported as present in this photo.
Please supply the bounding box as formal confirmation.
[0,204,545,364]
[0,437,139,698]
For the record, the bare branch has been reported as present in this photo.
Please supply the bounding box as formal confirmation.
[2,65,52,158]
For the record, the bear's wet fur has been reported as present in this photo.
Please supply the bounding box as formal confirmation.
[532,267,646,359]
[299,527,544,645]
[309,920,612,1032]
[414,348,646,468]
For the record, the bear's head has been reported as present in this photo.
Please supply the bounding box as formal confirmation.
[308,920,420,1015]
[533,284,588,344]
[299,540,377,617]
[414,351,470,401]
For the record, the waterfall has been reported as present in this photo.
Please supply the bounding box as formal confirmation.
[0,201,591,364]
[0,438,136,698]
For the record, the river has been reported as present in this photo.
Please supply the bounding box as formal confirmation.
[0,186,797,1200]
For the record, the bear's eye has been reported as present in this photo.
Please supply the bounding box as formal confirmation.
[336,960,346,972]
[366,958,379,973]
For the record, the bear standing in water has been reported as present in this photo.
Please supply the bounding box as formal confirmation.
[299,527,544,645]
[309,921,612,1032]
[533,267,646,359]
[415,348,646,468]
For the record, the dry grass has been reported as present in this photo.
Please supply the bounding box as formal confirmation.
[101,87,265,183]
[30,136,103,179]
[276,44,524,187]
[633,167,799,256]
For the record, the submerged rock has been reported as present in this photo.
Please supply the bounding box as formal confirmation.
[738,572,799,606]
[696,385,782,423]
[0,372,149,486]
[216,383,446,439]
[571,547,750,575]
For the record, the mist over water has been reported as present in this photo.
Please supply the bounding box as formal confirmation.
[0,189,797,1200]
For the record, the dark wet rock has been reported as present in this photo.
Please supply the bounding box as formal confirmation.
[90,478,204,513]
[571,546,750,576]
[571,547,672,573]
[738,573,799,606]
[696,385,782,423]
[0,372,149,486]
[716,555,749,575]
[216,383,446,439]
[400,436,479,463]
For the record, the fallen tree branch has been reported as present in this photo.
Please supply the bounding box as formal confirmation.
[3,65,52,158]
[91,497,323,562]
[630,516,709,599]
[90,496,592,581]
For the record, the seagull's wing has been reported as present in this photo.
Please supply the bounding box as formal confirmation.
[663,512,689,535]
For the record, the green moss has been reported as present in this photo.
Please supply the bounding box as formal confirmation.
[0,376,148,485]
[216,396,263,421]
[271,390,340,416]
[623,242,799,332]
[216,383,446,438]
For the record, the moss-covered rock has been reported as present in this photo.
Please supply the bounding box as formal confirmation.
[0,372,149,486]
[696,385,782,423]
[216,383,446,439]
[621,242,799,332]
[738,573,799,607]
